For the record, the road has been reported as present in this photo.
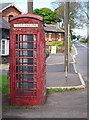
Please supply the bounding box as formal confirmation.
[73,41,88,84]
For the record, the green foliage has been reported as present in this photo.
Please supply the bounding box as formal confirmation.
[69,40,72,52]
[87,42,89,44]
[51,41,64,47]
[51,41,56,46]
[9,105,21,109]
[33,8,61,24]
[0,75,10,94]
[46,87,81,93]
[56,41,63,46]
[4,105,32,109]
[79,39,87,43]
[71,35,77,40]
[50,41,72,53]
[24,106,32,110]
[52,2,87,29]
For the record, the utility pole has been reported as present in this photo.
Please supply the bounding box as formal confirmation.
[64,2,70,72]
[28,0,33,14]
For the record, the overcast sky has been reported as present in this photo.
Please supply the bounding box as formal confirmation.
[0,0,55,13]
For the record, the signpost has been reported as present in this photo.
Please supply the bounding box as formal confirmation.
[64,2,69,73]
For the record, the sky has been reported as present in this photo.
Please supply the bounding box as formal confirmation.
[0,0,87,37]
[0,0,55,13]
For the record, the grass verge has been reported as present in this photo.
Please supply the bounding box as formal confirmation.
[0,75,10,94]
[46,87,82,93]
[4,105,33,110]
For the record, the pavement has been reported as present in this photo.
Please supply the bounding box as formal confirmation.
[46,53,85,88]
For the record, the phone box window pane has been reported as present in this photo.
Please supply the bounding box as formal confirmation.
[19,74,33,81]
[34,35,37,41]
[19,58,33,65]
[20,82,33,89]
[34,59,36,65]
[34,75,37,81]
[34,67,37,73]
[19,66,33,73]
[19,43,33,49]
[34,51,36,57]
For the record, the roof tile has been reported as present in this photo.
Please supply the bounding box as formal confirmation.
[44,25,65,33]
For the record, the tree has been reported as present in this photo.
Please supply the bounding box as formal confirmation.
[51,2,87,29]
[33,8,61,24]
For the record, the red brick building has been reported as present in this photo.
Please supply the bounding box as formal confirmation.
[44,24,65,45]
[0,3,23,63]
[0,2,23,22]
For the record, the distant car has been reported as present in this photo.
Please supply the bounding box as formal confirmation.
[72,39,78,42]
[72,39,76,42]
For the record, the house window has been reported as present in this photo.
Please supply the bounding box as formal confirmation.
[0,39,9,56]
[58,33,61,41]
[49,33,52,41]
[2,40,5,54]
[55,33,57,41]
[9,15,13,22]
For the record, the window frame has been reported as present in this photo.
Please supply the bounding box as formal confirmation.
[9,15,13,23]
[49,33,52,41]
[45,33,47,41]
[58,33,61,41]
[0,39,9,56]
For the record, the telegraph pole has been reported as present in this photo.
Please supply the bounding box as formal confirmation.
[28,0,33,14]
[64,2,69,72]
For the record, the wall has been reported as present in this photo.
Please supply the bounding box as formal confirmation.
[2,6,21,22]
[45,32,64,45]
[61,33,64,41]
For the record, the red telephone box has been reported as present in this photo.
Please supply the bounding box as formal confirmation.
[10,14,46,106]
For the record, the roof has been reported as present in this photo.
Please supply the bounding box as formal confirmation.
[0,16,10,29]
[10,14,44,22]
[44,25,65,33]
[0,2,23,13]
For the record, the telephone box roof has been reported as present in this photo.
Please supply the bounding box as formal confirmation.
[10,14,44,22]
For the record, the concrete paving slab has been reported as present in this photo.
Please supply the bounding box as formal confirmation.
[2,88,87,118]
[46,53,73,65]
[46,72,81,87]
[46,54,83,88]
[46,63,75,73]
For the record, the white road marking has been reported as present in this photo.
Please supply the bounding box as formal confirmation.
[73,44,78,55]
[47,63,64,65]
[78,42,89,50]
[46,85,85,89]
[71,44,86,88]
[78,73,86,87]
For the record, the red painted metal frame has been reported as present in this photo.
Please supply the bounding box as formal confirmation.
[10,14,46,106]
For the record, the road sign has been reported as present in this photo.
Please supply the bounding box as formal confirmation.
[51,46,56,54]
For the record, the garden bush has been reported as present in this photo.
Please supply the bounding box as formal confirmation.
[50,40,72,53]
[79,39,87,43]
[69,40,72,52]
[56,41,63,47]
[51,42,56,46]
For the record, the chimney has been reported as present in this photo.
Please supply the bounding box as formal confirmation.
[28,0,33,14]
